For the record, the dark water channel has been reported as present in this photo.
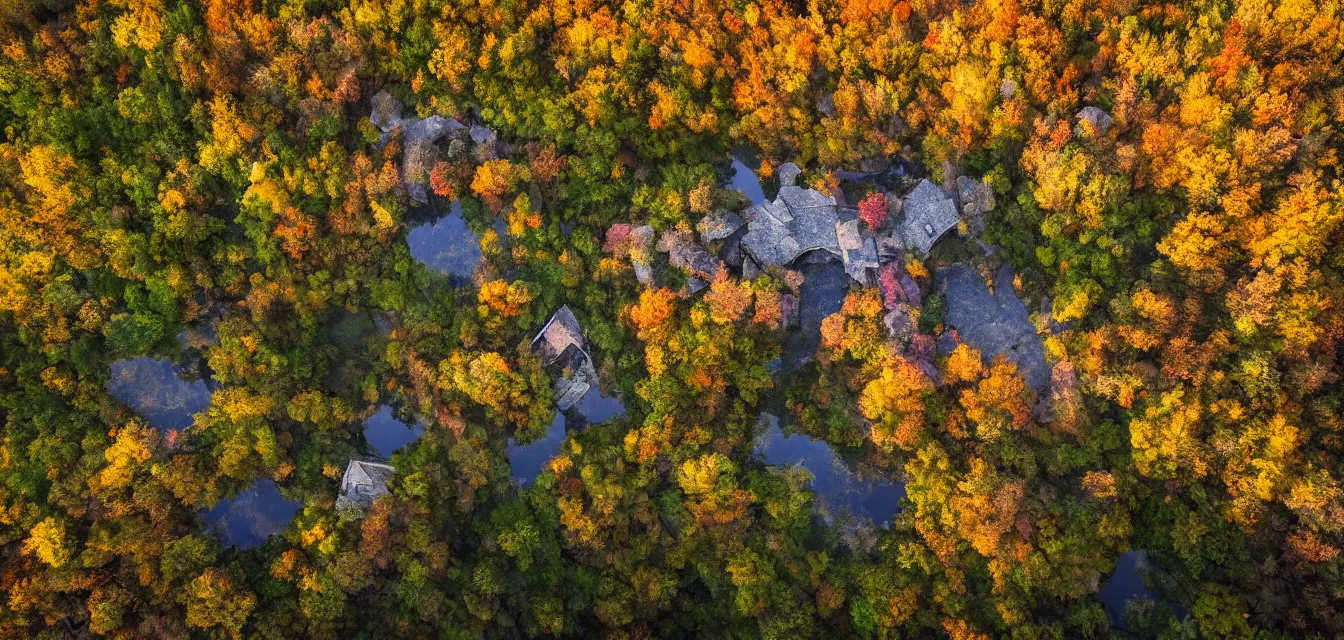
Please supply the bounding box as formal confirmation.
[755,414,903,527]
[363,404,423,459]
[204,479,303,550]
[107,357,212,432]
[407,200,483,283]
[508,388,626,487]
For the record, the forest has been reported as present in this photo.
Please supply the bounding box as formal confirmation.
[0,0,1342,637]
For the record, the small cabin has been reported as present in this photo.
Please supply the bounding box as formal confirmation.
[533,306,600,411]
[337,459,395,510]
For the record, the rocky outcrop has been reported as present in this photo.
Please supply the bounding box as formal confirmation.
[1076,106,1113,135]
[368,90,495,204]
[630,225,656,286]
[956,176,995,237]
[776,162,802,188]
[658,229,720,279]
[698,211,746,244]
[837,218,879,286]
[938,264,1049,392]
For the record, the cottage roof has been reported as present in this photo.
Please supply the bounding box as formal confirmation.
[900,180,961,255]
[339,460,395,509]
[741,216,803,267]
[533,305,585,364]
[740,181,844,268]
[534,307,603,411]
[778,185,835,212]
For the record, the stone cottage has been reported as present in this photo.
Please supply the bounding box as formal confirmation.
[337,459,395,510]
[532,305,599,411]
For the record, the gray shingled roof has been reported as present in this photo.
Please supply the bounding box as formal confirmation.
[740,183,845,268]
[338,459,395,510]
[533,305,585,364]
[900,180,961,255]
[534,306,603,411]
[741,215,802,267]
[792,207,840,255]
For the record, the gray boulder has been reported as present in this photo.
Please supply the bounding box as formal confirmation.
[938,263,1049,392]
[402,115,468,203]
[1077,106,1113,135]
[817,92,837,118]
[370,91,404,132]
[469,124,498,159]
[698,211,746,244]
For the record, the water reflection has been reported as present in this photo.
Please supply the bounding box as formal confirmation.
[107,357,212,432]
[781,259,850,370]
[508,388,626,486]
[1100,551,1177,627]
[756,415,903,526]
[508,411,567,488]
[204,479,303,550]
[407,200,482,282]
[730,157,767,206]
[573,386,626,425]
[364,405,423,459]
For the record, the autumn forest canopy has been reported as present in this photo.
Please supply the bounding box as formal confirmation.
[1,0,1343,637]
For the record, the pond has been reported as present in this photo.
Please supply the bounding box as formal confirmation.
[407,200,482,282]
[730,156,768,207]
[756,414,904,526]
[107,357,213,432]
[1100,551,1156,625]
[508,410,567,488]
[508,387,626,486]
[1099,551,1186,628]
[363,405,423,459]
[204,479,303,550]
[781,259,851,370]
[572,386,626,426]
